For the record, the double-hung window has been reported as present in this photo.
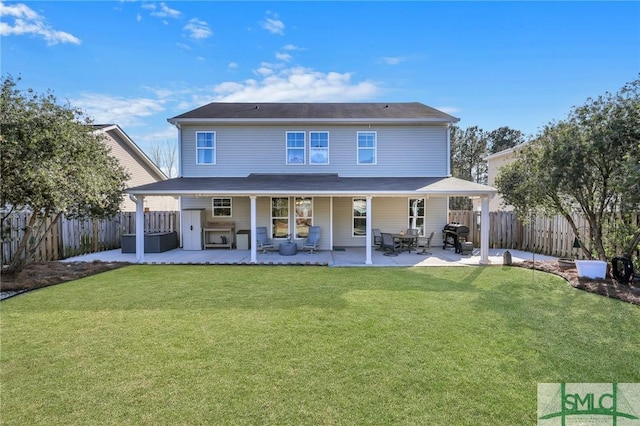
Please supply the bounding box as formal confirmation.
[357,131,376,165]
[294,197,313,238]
[353,198,367,237]
[309,132,329,165]
[271,197,289,239]
[212,197,232,217]
[196,131,215,165]
[286,132,305,165]
[408,198,425,235]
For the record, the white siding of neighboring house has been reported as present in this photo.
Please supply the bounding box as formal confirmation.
[484,146,521,211]
[101,129,179,212]
[178,124,450,178]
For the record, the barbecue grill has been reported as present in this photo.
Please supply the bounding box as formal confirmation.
[442,223,470,253]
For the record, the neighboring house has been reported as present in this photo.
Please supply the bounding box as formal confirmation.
[127,102,496,264]
[93,124,178,212]
[482,143,528,211]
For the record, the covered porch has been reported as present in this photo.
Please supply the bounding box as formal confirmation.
[127,174,497,266]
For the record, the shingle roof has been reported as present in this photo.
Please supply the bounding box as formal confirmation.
[168,102,459,123]
[127,174,495,196]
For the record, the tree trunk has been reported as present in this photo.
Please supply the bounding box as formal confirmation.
[4,212,38,275]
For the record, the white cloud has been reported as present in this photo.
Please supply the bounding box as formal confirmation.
[184,18,212,40]
[142,2,180,19]
[275,52,292,62]
[210,66,379,102]
[0,1,80,45]
[228,62,239,71]
[261,11,284,35]
[281,44,300,51]
[381,56,405,65]
[73,93,165,128]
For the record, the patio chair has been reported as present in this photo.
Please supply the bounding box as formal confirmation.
[404,228,420,252]
[380,232,400,256]
[373,228,383,250]
[256,226,274,254]
[417,231,435,255]
[302,226,321,254]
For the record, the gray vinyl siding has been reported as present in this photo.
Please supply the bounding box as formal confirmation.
[180,124,449,178]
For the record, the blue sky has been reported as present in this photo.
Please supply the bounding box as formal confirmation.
[2,1,639,155]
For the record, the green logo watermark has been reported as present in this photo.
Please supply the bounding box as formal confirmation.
[538,383,640,425]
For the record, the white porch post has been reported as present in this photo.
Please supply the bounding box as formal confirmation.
[250,196,257,263]
[135,195,145,263]
[479,197,490,265]
[365,196,373,265]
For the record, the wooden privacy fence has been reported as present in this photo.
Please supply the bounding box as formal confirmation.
[449,210,640,260]
[2,211,179,265]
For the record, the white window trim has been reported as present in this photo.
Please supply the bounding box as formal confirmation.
[196,131,216,165]
[294,197,314,239]
[271,197,290,239]
[212,197,232,217]
[309,131,330,165]
[357,131,377,165]
[352,197,367,237]
[408,198,426,236]
[286,131,306,165]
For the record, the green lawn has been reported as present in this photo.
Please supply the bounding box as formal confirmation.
[1,265,638,425]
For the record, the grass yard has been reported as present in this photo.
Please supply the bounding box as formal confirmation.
[1,265,639,425]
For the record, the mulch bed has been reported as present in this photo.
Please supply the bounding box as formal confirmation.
[515,260,640,305]
[1,261,131,293]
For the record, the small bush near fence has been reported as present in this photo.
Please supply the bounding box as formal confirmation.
[2,211,178,265]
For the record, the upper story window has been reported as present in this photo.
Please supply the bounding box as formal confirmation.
[309,132,329,165]
[286,132,305,165]
[212,197,232,217]
[357,131,376,165]
[196,131,215,165]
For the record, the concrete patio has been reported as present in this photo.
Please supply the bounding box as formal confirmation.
[61,246,557,267]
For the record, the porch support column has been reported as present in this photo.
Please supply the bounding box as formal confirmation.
[250,196,257,264]
[365,196,373,265]
[135,195,145,263]
[479,197,490,265]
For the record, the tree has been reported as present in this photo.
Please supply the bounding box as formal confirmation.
[487,126,525,154]
[1,75,129,274]
[449,125,488,209]
[149,139,177,178]
[495,76,640,261]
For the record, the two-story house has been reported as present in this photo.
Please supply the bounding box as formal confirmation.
[127,102,496,265]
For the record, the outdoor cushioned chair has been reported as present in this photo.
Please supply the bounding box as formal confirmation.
[302,226,321,254]
[256,226,274,254]
[373,228,383,250]
[417,231,435,255]
[380,232,401,256]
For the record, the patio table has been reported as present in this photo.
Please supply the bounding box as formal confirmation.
[392,234,418,253]
[279,242,298,256]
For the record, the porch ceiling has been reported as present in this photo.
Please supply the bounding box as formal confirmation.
[127,174,496,198]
